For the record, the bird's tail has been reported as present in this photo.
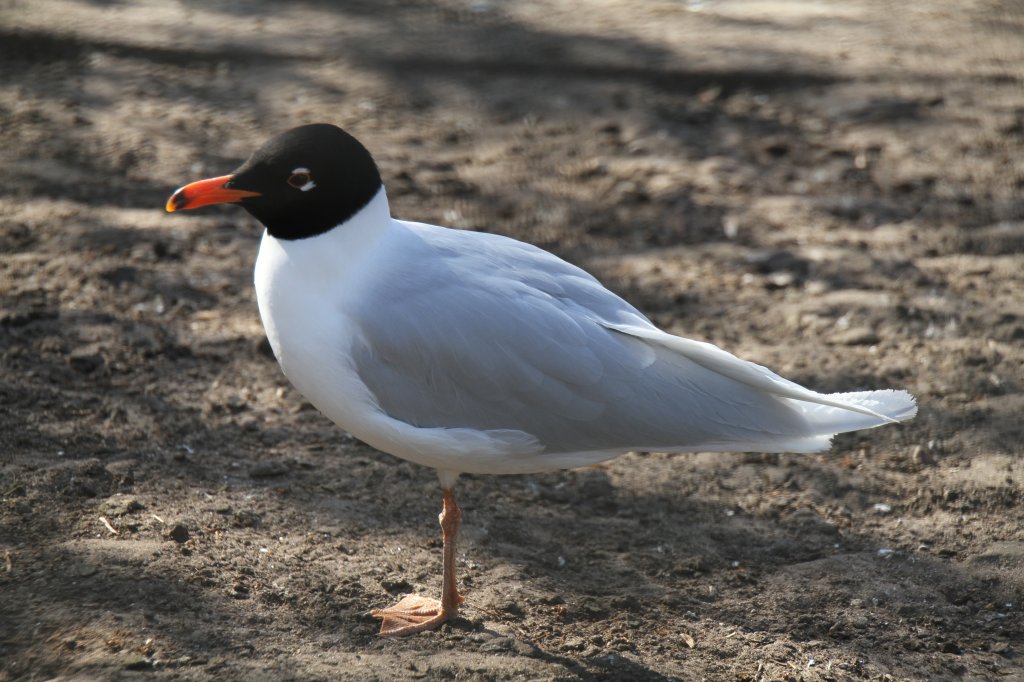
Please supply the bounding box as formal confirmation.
[793,388,917,434]
[603,322,918,453]
[733,388,917,453]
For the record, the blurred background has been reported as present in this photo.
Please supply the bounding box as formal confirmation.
[2,1,1023,679]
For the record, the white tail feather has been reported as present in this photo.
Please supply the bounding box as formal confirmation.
[789,389,917,437]
[605,323,917,449]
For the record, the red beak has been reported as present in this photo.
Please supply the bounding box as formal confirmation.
[165,175,261,212]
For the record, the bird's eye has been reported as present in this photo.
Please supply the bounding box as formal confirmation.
[286,167,316,192]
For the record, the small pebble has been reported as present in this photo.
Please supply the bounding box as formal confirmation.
[911,444,935,465]
[99,494,144,517]
[232,511,262,528]
[121,653,153,671]
[68,346,105,373]
[830,327,880,346]
[167,524,190,543]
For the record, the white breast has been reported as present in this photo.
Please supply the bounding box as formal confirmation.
[253,190,389,434]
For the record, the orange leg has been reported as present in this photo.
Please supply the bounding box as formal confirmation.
[372,488,465,636]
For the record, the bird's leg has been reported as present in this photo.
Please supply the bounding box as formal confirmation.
[372,488,464,636]
[438,488,464,611]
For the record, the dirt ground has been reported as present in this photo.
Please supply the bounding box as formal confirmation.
[2,1,1023,680]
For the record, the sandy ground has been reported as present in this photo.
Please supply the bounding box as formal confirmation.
[2,1,1024,680]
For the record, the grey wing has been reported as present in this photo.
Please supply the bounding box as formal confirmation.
[350,227,811,455]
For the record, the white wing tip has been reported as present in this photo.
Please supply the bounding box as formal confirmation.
[828,388,919,423]
[854,389,918,423]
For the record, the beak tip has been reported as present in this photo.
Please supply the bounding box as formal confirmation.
[165,186,187,213]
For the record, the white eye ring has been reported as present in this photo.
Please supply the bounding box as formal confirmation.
[287,167,316,192]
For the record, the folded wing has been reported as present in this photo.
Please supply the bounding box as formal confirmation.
[350,223,916,459]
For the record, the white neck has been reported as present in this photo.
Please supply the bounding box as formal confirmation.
[254,185,393,374]
[266,185,391,270]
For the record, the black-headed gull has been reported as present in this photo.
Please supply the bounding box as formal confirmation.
[166,123,916,636]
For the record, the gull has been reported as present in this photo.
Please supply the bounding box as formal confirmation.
[166,123,916,636]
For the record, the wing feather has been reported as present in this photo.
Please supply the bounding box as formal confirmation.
[349,221,913,460]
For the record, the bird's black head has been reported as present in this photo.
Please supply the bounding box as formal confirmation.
[166,123,383,240]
